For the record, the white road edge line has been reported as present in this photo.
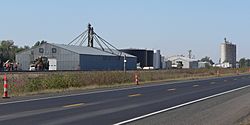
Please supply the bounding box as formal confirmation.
[0,75,247,105]
[113,85,250,125]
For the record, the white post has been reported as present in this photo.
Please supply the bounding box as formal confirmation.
[124,54,127,72]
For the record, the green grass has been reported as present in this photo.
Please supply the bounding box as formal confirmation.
[0,68,249,96]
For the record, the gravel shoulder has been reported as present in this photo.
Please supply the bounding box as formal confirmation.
[127,87,250,125]
[238,115,250,125]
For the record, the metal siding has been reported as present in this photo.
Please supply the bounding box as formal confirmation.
[126,57,137,70]
[147,50,154,67]
[16,51,31,70]
[120,49,153,68]
[153,50,161,69]
[120,49,147,68]
[172,58,189,69]
[16,43,80,70]
[53,44,135,58]
[191,61,198,69]
[179,59,189,69]
[80,55,136,71]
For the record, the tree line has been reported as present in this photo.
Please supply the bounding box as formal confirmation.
[0,40,28,63]
[239,58,250,68]
[0,40,47,64]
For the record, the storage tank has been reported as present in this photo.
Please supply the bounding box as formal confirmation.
[161,56,166,69]
[153,50,161,69]
[220,38,236,68]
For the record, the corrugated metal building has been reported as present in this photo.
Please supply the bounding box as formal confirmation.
[167,55,198,69]
[16,43,137,71]
[119,49,154,68]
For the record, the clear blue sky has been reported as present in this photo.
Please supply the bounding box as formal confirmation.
[1,0,250,62]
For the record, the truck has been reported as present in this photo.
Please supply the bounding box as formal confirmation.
[3,60,18,71]
[29,56,49,71]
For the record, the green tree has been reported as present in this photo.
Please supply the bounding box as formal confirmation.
[32,41,40,48]
[40,40,47,44]
[16,45,30,53]
[0,40,30,63]
[0,40,16,62]
[200,56,214,65]
[239,58,246,68]
[24,45,30,50]
[32,40,47,48]
[246,59,250,67]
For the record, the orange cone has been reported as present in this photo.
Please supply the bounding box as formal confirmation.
[135,74,139,85]
[3,74,9,98]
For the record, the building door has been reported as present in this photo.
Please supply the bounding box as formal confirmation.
[48,58,57,70]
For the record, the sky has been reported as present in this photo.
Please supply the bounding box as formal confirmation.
[1,0,250,62]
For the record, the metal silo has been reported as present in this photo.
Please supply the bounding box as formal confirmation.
[153,50,161,69]
[220,38,236,68]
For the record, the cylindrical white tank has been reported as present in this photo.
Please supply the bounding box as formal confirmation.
[220,43,226,63]
[220,41,236,68]
[153,50,161,69]
[161,56,166,69]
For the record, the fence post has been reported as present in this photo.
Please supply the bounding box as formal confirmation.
[217,70,220,77]
[135,74,139,85]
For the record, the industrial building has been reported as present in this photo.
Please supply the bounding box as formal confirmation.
[167,55,198,69]
[220,38,237,68]
[16,43,137,71]
[198,62,211,68]
[119,49,162,69]
[119,49,153,69]
[16,24,137,71]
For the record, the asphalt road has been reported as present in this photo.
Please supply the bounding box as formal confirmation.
[0,75,250,125]
[127,83,250,125]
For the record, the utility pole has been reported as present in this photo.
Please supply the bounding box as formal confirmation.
[188,50,192,59]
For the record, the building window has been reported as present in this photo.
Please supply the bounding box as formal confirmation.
[52,48,57,53]
[39,48,44,53]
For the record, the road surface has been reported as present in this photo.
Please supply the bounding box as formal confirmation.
[0,75,250,125]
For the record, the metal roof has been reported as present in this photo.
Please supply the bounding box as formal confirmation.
[51,43,136,58]
[119,48,154,51]
[167,55,197,62]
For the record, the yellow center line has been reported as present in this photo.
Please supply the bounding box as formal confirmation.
[128,94,142,97]
[167,88,176,91]
[210,82,216,84]
[63,103,84,108]
[193,85,199,87]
